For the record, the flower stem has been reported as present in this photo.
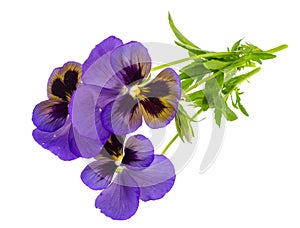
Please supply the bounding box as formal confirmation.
[161,134,179,155]
[159,44,288,156]
[151,44,288,72]
[161,108,203,155]
[265,44,288,54]
[184,71,223,93]
[151,52,230,72]
[151,44,288,73]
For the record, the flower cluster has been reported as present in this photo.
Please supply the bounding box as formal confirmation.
[32,36,181,220]
[32,13,286,221]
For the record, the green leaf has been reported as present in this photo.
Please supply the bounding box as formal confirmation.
[168,12,198,48]
[193,97,209,111]
[249,54,262,64]
[222,68,261,95]
[236,91,249,116]
[175,114,184,141]
[204,73,224,106]
[214,108,222,127]
[224,104,238,121]
[185,89,209,111]
[181,78,194,90]
[204,60,231,70]
[185,90,205,102]
[230,93,238,109]
[253,52,276,60]
[231,38,243,52]
[180,60,211,81]
[175,104,195,142]
[238,101,249,116]
[175,41,207,55]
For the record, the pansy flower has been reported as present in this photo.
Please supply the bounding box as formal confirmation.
[32,62,82,160]
[71,36,181,157]
[81,134,176,220]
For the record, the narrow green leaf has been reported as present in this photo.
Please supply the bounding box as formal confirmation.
[224,104,238,121]
[185,90,205,102]
[175,114,184,141]
[175,41,208,55]
[231,38,243,51]
[236,92,249,116]
[214,108,222,127]
[168,12,198,48]
[230,93,238,109]
[204,73,224,107]
[181,78,194,90]
[238,101,249,116]
[204,60,231,70]
[222,68,261,95]
[193,98,209,111]
[253,52,276,60]
[250,54,262,64]
[180,60,211,81]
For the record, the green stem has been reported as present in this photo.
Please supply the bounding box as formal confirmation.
[265,44,288,54]
[223,67,261,101]
[151,52,230,72]
[159,44,287,155]
[151,44,288,73]
[161,108,203,155]
[161,134,179,155]
[184,71,223,93]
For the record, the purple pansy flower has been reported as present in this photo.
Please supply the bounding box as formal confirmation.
[32,62,82,160]
[81,134,176,220]
[71,36,181,157]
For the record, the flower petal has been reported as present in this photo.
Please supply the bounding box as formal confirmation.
[32,100,68,132]
[139,68,181,129]
[101,94,142,135]
[32,118,78,161]
[47,62,82,102]
[82,37,124,89]
[83,36,123,73]
[128,155,176,201]
[122,135,154,169]
[97,87,121,109]
[95,170,140,220]
[70,84,110,158]
[67,126,81,157]
[110,42,151,85]
[102,134,124,160]
[81,155,117,190]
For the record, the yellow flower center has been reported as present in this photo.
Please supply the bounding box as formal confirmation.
[129,85,141,98]
[114,155,123,166]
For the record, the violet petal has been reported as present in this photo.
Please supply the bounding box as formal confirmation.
[110,42,151,85]
[128,155,176,201]
[81,155,117,190]
[122,135,154,169]
[83,36,123,73]
[139,68,181,129]
[32,99,68,132]
[101,94,142,135]
[32,118,78,161]
[95,170,140,220]
[70,84,109,158]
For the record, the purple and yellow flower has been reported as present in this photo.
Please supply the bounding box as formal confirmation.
[81,134,175,220]
[32,62,82,160]
[71,36,181,157]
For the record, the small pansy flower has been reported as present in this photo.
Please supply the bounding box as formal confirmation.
[81,134,176,220]
[71,36,181,157]
[32,62,82,160]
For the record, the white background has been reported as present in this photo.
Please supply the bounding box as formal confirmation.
[0,0,299,227]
